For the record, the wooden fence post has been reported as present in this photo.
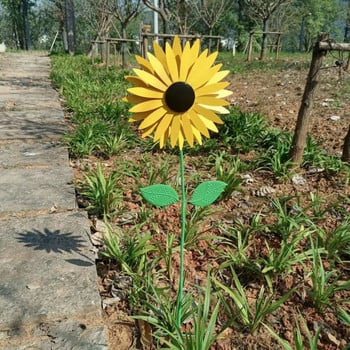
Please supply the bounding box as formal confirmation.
[289,33,329,165]
[247,32,254,62]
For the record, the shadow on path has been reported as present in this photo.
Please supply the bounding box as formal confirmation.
[17,228,94,267]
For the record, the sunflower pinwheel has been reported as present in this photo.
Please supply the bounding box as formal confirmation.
[124,36,232,149]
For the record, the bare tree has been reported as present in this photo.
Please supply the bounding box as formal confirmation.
[113,0,142,66]
[193,0,231,51]
[65,0,76,55]
[142,0,196,35]
[243,0,292,59]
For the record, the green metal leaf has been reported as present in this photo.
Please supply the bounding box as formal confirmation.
[140,184,179,207]
[189,181,227,207]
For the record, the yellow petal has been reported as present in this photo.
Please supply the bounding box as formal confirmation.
[139,107,167,129]
[172,35,182,56]
[154,113,173,141]
[181,113,194,147]
[165,42,179,81]
[196,82,230,96]
[207,69,230,84]
[142,123,157,137]
[178,129,184,149]
[198,115,218,132]
[179,41,194,81]
[187,52,219,88]
[153,41,168,68]
[216,89,233,98]
[188,109,210,138]
[170,115,181,147]
[193,104,224,124]
[135,55,154,73]
[128,87,163,99]
[125,94,147,104]
[125,75,147,87]
[201,105,230,114]
[189,39,200,60]
[192,126,202,144]
[196,96,229,106]
[159,128,170,148]
[133,68,167,91]
[147,52,172,86]
[129,111,149,122]
[129,99,163,113]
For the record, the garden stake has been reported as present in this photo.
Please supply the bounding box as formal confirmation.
[124,35,232,334]
[176,149,186,327]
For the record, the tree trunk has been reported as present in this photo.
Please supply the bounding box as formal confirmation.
[208,28,213,53]
[23,0,31,50]
[260,18,268,60]
[65,0,76,55]
[299,16,305,52]
[289,34,328,165]
[121,25,127,68]
[342,124,350,162]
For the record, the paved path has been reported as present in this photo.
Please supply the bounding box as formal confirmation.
[0,52,108,349]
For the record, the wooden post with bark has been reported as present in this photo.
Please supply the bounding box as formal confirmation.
[289,34,350,164]
[289,33,328,164]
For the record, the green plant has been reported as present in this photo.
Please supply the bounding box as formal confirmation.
[336,306,350,326]
[156,232,179,282]
[214,152,243,200]
[215,268,294,335]
[82,163,122,217]
[66,120,110,158]
[136,275,222,350]
[219,109,267,152]
[269,196,311,239]
[217,214,265,269]
[264,313,321,350]
[138,154,174,187]
[256,132,294,180]
[259,228,313,276]
[99,132,127,158]
[302,135,344,174]
[308,241,350,312]
[315,218,350,263]
[184,206,213,249]
[102,226,156,275]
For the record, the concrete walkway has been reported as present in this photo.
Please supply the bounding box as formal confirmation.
[0,52,107,349]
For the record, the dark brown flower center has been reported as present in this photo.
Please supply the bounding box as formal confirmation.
[165,82,195,113]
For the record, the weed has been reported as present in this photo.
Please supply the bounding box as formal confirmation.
[185,206,214,249]
[259,228,313,276]
[316,218,350,263]
[136,275,222,350]
[102,225,156,275]
[82,163,122,217]
[99,132,127,158]
[215,268,294,335]
[217,214,265,269]
[219,108,267,152]
[308,241,350,312]
[214,152,243,200]
[265,313,321,350]
[256,132,294,180]
[269,196,311,239]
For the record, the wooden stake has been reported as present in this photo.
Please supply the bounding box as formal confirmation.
[289,33,329,165]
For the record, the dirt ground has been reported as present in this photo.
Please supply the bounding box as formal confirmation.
[76,57,350,349]
[231,60,350,156]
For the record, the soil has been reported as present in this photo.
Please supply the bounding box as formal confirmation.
[71,56,350,349]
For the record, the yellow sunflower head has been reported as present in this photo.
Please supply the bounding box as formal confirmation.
[124,36,232,149]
